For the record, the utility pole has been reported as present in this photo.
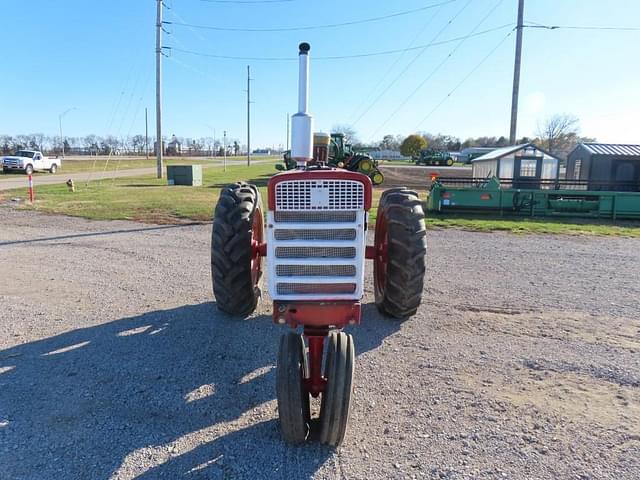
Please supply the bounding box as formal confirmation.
[509,0,525,144]
[155,0,164,178]
[59,115,64,157]
[246,65,251,166]
[145,107,149,159]
[58,107,76,158]
[286,113,290,151]
[223,130,227,172]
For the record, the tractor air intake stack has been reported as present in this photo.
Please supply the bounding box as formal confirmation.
[291,43,313,167]
[313,132,331,164]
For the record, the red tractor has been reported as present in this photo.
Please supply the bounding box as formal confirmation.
[211,43,427,446]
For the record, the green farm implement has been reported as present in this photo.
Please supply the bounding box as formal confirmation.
[427,176,640,220]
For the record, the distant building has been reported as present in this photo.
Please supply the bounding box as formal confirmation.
[369,149,411,160]
[457,147,496,164]
[166,135,181,156]
[566,143,640,191]
[471,143,560,189]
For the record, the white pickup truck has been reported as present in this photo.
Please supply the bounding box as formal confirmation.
[1,150,62,174]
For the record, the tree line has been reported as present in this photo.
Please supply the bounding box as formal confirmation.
[2,114,594,159]
[0,134,247,156]
[336,114,596,160]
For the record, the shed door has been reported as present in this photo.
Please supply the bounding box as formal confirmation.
[513,156,541,189]
[613,160,638,191]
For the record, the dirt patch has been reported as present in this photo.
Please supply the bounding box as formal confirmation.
[379,165,472,189]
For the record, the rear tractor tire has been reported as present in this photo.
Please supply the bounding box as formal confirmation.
[211,182,264,317]
[374,188,427,319]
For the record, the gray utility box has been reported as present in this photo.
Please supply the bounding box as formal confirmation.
[167,165,202,186]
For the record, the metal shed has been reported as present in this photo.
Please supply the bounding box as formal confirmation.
[566,143,640,191]
[471,143,560,189]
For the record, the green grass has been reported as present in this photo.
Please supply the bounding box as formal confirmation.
[4,162,278,223]
[4,161,640,237]
[0,155,277,175]
[424,215,640,237]
[58,157,213,174]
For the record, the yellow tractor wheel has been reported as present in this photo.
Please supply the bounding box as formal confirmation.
[371,171,384,185]
[358,159,373,173]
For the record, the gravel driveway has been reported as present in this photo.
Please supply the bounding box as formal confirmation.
[0,207,638,479]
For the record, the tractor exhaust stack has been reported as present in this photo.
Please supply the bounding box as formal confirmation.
[291,42,313,167]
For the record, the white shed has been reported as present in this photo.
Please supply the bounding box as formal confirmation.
[471,143,560,189]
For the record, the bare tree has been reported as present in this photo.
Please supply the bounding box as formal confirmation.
[536,114,580,155]
[379,134,399,150]
[331,124,359,145]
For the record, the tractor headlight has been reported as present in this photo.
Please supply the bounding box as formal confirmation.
[337,161,345,168]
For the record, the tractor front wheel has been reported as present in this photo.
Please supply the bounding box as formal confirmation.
[277,333,310,444]
[211,182,263,316]
[319,331,354,447]
[374,188,427,318]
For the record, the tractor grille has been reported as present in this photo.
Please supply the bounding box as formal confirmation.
[275,180,364,210]
[276,264,356,277]
[274,211,357,223]
[274,228,356,241]
[268,178,366,300]
[277,283,356,295]
[275,246,356,259]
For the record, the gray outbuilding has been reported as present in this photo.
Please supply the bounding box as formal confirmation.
[566,143,640,191]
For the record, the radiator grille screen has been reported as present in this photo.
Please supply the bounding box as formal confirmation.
[273,211,357,223]
[275,246,356,259]
[276,264,356,277]
[274,228,356,241]
[277,283,356,295]
[276,180,364,210]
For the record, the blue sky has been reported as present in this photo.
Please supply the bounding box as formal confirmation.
[1,0,639,148]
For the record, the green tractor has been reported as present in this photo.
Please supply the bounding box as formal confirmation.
[414,149,455,167]
[279,132,384,185]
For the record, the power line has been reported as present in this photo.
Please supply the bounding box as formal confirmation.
[164,26,514,62]
[524,22,640,31]
[414,30,514,131]
[164,0,457,32]
[198,0,295,3]
[351,0,474,127]
[368,0,507,139]
[346,1,450,124]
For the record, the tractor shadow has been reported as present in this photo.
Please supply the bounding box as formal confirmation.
[0,300,400,479]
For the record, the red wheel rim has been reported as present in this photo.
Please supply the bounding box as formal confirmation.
[250,207,264,286]
[374,209,388,297]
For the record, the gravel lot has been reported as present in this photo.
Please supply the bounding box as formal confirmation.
[1,207,639,479]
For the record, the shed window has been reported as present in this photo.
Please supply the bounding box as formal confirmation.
[574,159,582,179]
[520,159,537,177]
